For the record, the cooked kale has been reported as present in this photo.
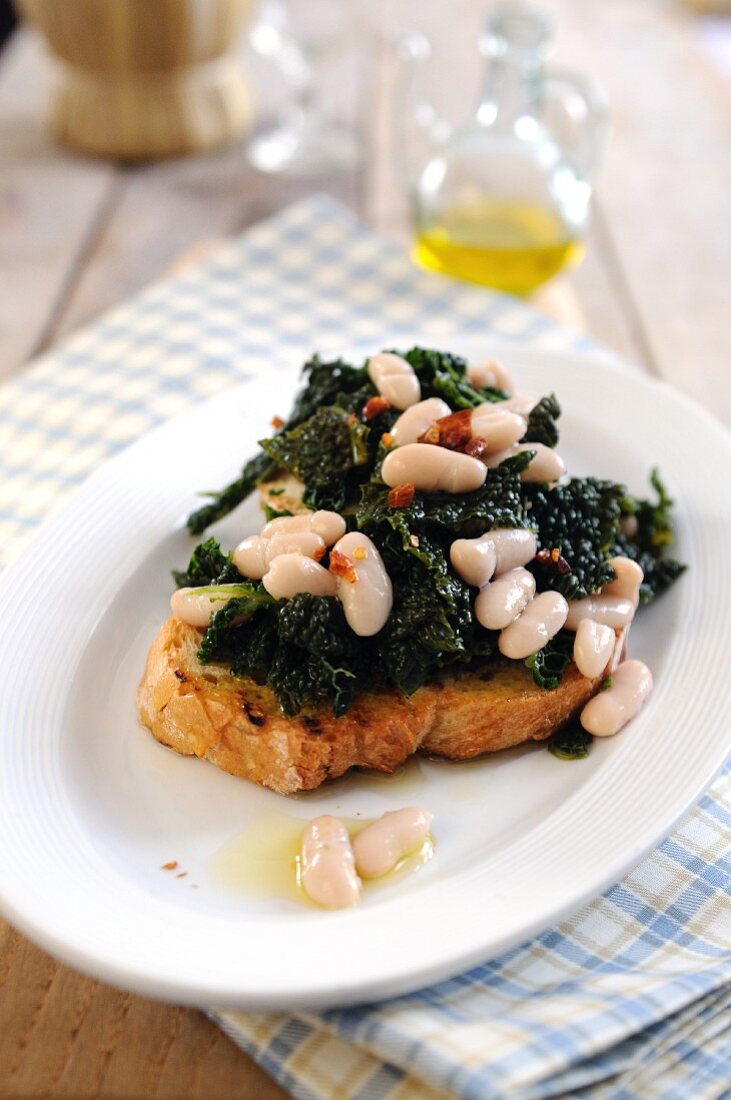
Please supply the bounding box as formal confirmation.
[185,347,507,534]
[198,586,276,666]
[267,595,373,716]
[287,355,370,425]
[521,394,561,448]
[527,478,624,600]
[186,357,371,535]
[260,405,370,511]
[176,350,686,717]
[358,457,531,539]
[525,631,574,690]
[187,452,276,536]
[399,346,507,407]
[172,537,242,588]
[613,469,686,602]
[548,723,593,760]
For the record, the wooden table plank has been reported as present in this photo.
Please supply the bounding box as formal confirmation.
[542,0,731,418]
[0,31,118,379]
[0,928,287,1100]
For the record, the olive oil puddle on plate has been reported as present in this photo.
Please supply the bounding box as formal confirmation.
[211,813,435,908]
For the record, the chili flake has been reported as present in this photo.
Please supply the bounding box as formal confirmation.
[419,426,440,445]
[464,437,488,459]
[161,861,178,871]
[313,544,327,562]
[353,546,367,561]
[363,395,391,420]
[388,482,415,509]
[381,432,394,448]
[329,549,358,583]
[270,415,284,430]
[432,409,473,451]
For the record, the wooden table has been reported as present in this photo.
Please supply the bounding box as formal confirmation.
[1,3,729,1097]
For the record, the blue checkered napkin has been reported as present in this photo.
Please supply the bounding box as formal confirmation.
[0,197,728,1099]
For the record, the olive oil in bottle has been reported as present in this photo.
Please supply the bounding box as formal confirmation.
[414,198,585,295]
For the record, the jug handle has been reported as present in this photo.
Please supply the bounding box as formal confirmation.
[543,66,609,179]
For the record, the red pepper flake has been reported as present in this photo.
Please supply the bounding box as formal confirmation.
[419,426,440,445]
[388,482,415,509]
[270,415,284,430]
[347,412,358,424]
[313,544,327,562]
[329,549,358,583]
[353,545,367,561]
[363,395,391,420]
[463,437,488,459]
[381,432,394,448]
[430,409,473,451]
[161,861,178,871]
[534,547,571,574]
[176,871,188,879]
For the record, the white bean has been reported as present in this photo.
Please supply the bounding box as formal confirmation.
[367,352,421,410]
[233,531,325,579]
[490,528,538,573]
[580,659,653,737]
[498,591,569,659]
[500,394,536,419]
[262,554,337,600]
[381,443,486,493]
[170,585,240,628]
[450,534,497,588]
[603,556,644,608]
[301,815,361,909]
[261,510,346,546]
[573,619,616,679]
[486,442,566,483]
[475,567,536,630]
[467,359,514,394]
[471,404,527,451]
[232,535,269,579]
[565,594,636,631]
[352,808,433,880]
[390,398,451,445]
[331,532,393,636]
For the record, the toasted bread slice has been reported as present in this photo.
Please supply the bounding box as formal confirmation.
[138,617,611,794]
[137,617,437,794]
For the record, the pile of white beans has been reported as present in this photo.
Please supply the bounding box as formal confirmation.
[171,351,653,738]
[449,526,651,736]
[300,807,433,909]
[172,509,395,639]
[372,351,566,490]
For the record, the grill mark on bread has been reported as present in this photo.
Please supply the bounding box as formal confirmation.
[243,700,266,727]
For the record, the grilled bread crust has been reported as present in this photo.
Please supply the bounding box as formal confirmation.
[137,616,608,794]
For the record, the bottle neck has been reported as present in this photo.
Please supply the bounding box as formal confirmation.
[478,51,542,132]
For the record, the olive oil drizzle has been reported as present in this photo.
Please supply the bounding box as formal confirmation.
[211,812,434,907]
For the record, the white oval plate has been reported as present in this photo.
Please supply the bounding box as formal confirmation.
[0,342,729,1010]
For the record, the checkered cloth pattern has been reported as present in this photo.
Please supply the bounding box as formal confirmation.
[1,197,728,1099]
